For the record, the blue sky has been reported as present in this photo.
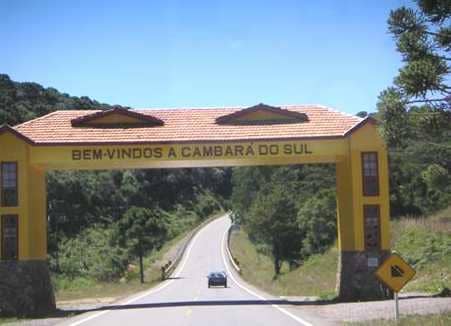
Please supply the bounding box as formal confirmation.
[1,0,410,114]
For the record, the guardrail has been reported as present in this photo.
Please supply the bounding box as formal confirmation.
[226,223,241,274]
[161,212,226,280]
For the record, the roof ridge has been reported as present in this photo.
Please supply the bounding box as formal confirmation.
[316,104,362,119]
[279,104,330,108]
[14,111,61,129]
[135,104,332,112]
[135,106,244,111]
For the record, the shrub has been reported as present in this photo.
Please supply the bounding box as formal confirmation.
[56,225,128,281]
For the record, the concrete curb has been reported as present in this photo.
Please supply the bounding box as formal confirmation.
[225,223,241,274]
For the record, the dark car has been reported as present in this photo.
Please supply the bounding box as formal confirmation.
[208,271,227,288]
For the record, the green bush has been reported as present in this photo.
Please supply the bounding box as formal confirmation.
[56,226,127,281]
[164,205,199,239]
[192,190,223,219]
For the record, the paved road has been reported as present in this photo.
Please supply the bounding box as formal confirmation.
[62,215,321,326]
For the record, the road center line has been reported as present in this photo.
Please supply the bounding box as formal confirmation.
[220,226,313,326]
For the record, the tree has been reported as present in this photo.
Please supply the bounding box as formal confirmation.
[374,1,451,217]
[297,189,337,258]
[356,111,368,118]
[422,163,450,190]
[116,207,168,283]
[246,183,302,276]
[230,166,274,224]
[377,0,450,147]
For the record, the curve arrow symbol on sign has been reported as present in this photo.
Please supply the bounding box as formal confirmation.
[391,265,404,278]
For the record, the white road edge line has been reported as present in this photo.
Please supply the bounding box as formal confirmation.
[221,226,314,326]
[67,216,214,326]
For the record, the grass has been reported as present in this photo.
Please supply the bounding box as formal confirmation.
[230,205,451,298]
[230,230,338,298]
[391,206,451,294]
[347,311,451,325]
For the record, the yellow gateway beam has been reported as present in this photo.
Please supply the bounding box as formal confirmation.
[29,139,345,170]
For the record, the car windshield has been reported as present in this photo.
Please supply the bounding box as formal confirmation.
[209,272,224,278]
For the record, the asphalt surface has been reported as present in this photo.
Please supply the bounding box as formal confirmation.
[61,214,320,326]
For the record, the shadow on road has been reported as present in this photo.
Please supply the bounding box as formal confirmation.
[53,298,335,317]
[35,293,438,319]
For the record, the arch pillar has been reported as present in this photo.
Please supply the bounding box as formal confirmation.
[0,129,55,316]
[335,126,392,301]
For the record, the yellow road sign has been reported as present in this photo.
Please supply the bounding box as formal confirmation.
[375,253,416,292]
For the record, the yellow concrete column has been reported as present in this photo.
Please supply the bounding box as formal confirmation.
[27,165,47,260]
[335,154,358,251]
[0,129,29,259]
[335,122,392,300]
[0,128,55,315]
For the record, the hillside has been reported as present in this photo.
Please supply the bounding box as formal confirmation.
[0,74,113,126]
[230,205,451,298]
[392,206,451,293]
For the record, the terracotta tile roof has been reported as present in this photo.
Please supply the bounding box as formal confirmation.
[13,105,365,145]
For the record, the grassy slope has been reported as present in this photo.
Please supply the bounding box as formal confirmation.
[230,230,338,298]
[391,206,451,293]
[230,206,451,298]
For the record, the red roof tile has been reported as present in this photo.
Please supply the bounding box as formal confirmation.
[13,105,364,145]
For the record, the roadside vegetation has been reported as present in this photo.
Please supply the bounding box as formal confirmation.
[347,311,451,326]
[0,318,17,325]
[230,205,451,299]
[392,206,451,293]
[230,229,338,298]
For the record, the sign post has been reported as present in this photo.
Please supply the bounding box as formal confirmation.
[375,253,416,321]
[394,292,399,320]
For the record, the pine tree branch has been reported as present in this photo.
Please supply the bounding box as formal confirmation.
[437,86,451,95]
[423,30,441,37]
[406,98,449,104]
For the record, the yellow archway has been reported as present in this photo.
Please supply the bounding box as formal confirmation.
[0,104,391,315]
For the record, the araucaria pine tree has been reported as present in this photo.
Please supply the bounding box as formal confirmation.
[377,0,450,147]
